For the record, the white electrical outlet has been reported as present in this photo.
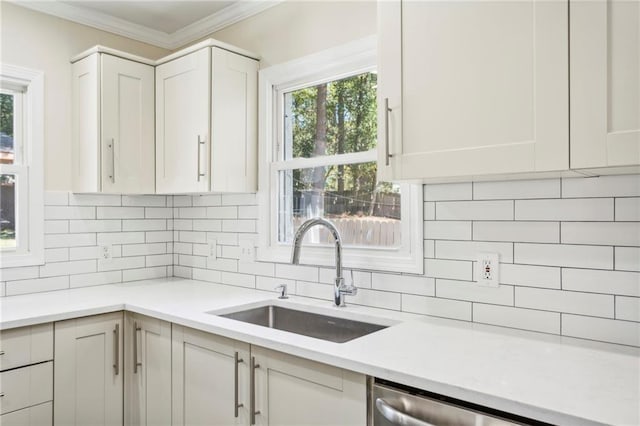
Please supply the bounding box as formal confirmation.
[239,240,255,262]
[477,252,500,287]
[101,245,113,264]
[207,239,217,260]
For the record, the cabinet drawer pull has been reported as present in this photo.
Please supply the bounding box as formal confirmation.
[108,138,116,182]
[0,392,5,398]
[250,356,260,425]
[197,135,206,182]
[113,323,119,375]
[133,322,142,374]
[384,98,393,166]
[234,351,244,418]
[0,350,5,356]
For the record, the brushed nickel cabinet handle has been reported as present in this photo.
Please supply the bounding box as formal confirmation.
[108,138,116,182]
[0,350,5,355]
[384,98,393,166]
[133,321,142,374]
[250,356,260,425]
[234,351,244,418]
[197,135,206,182]
[113,323,120,375]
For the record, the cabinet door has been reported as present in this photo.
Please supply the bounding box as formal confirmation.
[124,313,171,426]
[101,55,155,194]
[54,312,123,426]
[252,346,366,426]
[156,48,210,193]
[172,325,250,426]
[570,0,640,168]
[210,48,258,193]
[0,401,52,426]
[379,0,568,180]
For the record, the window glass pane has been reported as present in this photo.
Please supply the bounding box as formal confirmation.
[0,174,16,249]
[0,93,14,165]
[278,162,401,247]
[283,72,377,160]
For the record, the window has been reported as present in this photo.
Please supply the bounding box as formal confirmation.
[258,37,423,273]
[0,64,44,268]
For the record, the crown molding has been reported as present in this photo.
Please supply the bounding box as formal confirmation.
[9,0,283,50]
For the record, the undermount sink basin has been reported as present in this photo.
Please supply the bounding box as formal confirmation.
[216,304,388,343]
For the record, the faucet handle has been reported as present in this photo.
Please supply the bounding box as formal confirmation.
[274,284,289,299]
[339,271,358,296]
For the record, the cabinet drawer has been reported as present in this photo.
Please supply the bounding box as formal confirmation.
[0,361,53,415]
[0,324,53,371]
[0,401,52,426]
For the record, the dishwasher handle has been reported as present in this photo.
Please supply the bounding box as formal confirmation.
[376,398,436,426]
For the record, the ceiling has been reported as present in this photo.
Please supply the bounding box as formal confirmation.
[11,0,282,49]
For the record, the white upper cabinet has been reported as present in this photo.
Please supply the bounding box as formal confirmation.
[155,48,211,194]
[378,0,569,181]
[156,45,259,194]
[211,47,258,193]
[570,0,640,169]
[72,52,155,193]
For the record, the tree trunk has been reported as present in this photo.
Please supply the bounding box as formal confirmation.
[337,85,346,194]
[310,83,328,216]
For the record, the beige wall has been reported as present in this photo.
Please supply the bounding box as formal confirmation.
[0,2,170,190]
[205,1,376,67]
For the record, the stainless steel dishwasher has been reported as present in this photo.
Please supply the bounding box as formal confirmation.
[369,379,548,426]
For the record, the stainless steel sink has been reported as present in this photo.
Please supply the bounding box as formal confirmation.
[218,305,388,343]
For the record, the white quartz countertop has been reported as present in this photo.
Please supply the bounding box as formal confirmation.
[1,278,638,426]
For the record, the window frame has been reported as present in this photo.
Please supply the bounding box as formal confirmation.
[0,64,44,268]
[257,36,423,274]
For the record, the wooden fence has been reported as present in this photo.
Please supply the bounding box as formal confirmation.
[293,216,401,247]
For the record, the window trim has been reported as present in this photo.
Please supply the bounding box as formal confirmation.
[257,36,424,274]
[0,64,44,268]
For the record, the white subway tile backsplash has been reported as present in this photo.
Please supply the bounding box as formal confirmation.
[45,206,95,220]
[45,220,69,234]
[238,206,259,219]
[145,208,173,219]
[98,256,145,272]
[239,261,275,277]
[473,304,560,334]
[561,222,640,246]
[562,269,640,297]
[220,272,255,288]
[0,266,39,282]
[122,195,166,207]
[45,233,96,248]
[192,220,222,232]
[295,281,332,301]
[221,194,256,205]
[473,179,560,200]
[473,222,559,244]
[146,254,174,267]
[515,199,613,221]
[174,266,193,279]
[122,243,167,257]
[69,194,121,206]
[515,243,613,269]
[206,232,238,246]
[206,206,237,219]
[69,271,122,288]
[275,264,319,282]
[401,294,472,321]
[192,195,222,207]
[424,202,436,220]
[256,276,295,294]
[222,220,256,233]
[39,260,96,278]
[562,175,640,198]
[173,196,192,207]
[146,231,173,243]
[6,276,69,296]
[97,232,145,245]
[206,258,238,272]
[424,221,472,240]
[562,314,640,346]
[45,248,69,263]
[178,207,207,219]
[516,287,614,318]
[371,273,435,296]
[436,240,513,262]
[436,279,514,305]
[69,220,121,233]
[616,297,640,322]
[192,268,220,283]
[178,231,207,244]
[179,255,207,268]
[500,264,561,289]
[615,247,640,272]
[615,198,640,221]
[123,219,167,232]
[123,267,168,282]
[423,182,472,201]
[425,259,473,281]
[173,219,193,231]
[97,207,145,219]
[350,288,401,310]
[436,200,513,221]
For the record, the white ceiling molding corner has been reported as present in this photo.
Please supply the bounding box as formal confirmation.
[9,0,283,50]
[170,1,284,50]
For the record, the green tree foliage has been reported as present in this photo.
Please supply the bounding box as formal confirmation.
[289,72,379,195]
[0,93,13,137]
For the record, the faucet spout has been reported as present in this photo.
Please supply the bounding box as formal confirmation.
[291,218,352,307]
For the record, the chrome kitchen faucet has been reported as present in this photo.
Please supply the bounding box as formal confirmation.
[291,218,357,307]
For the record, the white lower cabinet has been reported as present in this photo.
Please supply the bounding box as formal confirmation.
[0,402,52,426]
[172,324,366,426]
[54,312,124,426]
[124,312,172,426]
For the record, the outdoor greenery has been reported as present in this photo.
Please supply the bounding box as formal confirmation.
[0,93,13,138]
